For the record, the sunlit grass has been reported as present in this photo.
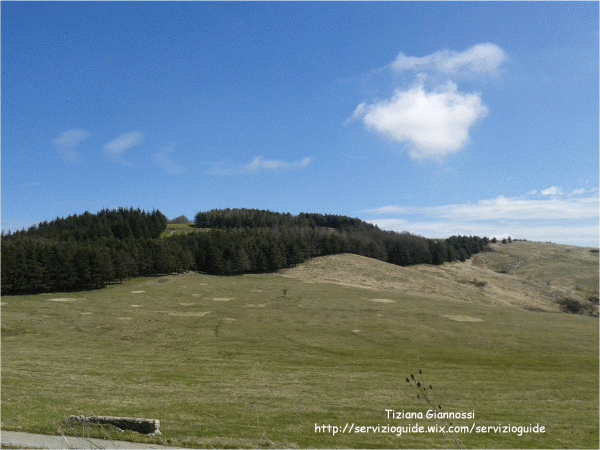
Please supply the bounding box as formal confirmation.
[1,268,598,448]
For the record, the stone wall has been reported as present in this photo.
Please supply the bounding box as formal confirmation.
[66,415,162,436]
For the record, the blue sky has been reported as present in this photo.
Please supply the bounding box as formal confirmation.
[2,1,598,247]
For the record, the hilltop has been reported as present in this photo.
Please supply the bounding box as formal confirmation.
[1,207,488,295]
[4,206,595,316]
[279,241,599,316]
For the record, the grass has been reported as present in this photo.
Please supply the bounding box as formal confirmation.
[1,245,598,448]
[472,241,599,300]
[160,223,205,238]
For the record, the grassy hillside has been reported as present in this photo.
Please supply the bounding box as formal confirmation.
[471,241,599,301]
[160,223,204,238]
[1,242,598,448]
[281,241,599,316]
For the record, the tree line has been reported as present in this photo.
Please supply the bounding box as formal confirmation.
[1,207,489,295]
[7,207,168,242]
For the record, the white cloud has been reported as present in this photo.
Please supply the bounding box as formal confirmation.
[353,81,488,160]
[569,188,590,197]
[352,43,508,161]
[53,129,90,163]
[208,156,312,175]
[364,188,599,247]
[540,186,564,196]
[245,156,287,172]
[244,156,313,172]
[103,132,144,165]
[152,143,184,175]
[392,43,508,76]
[299,157,312,167]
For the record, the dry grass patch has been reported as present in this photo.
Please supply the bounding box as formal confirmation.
[280,242,599,316]
[167,311,210,317]
[442,314,484,322]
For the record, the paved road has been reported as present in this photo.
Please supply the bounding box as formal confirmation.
[0,431,188,449]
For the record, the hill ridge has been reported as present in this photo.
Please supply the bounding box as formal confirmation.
[279,242,599,316]
[1,206,489,295]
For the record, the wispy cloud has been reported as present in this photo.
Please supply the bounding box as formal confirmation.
[540,186,564,196]
[244,156,312,172]
[53,129,90,163]
[391,43,508,77]
[353,80,488,160]
[152,143,184,175]
[103,132,144,165]
[364,188,599,247]
[245,156,287,172]
[207,156,312,175]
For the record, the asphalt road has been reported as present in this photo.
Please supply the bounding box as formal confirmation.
[0,431,188,449]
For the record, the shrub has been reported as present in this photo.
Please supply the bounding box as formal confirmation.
[168,215,191,224]
[558,298,581,314]
[557,297,598,316]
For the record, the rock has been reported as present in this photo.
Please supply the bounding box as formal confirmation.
[66,415,162,435]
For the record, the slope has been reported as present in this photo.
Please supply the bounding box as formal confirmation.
[279,241,599,316]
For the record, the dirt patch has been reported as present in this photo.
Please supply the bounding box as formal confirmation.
[117,317,133,320]
[369,298,396,303]
[168,311,210,317]
[213,298,235,301]
[442,315,484,322]
[247,304,266,308]
[130,305,142,308]
[178,302,194,306]
[146,276,177,285]
[132,291,145,294]
[250,289,263,292]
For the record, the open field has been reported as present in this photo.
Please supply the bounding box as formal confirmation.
[160,223,200,238]
[1,242,598,448]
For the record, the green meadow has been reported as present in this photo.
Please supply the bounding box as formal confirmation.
[1,256,598,448]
